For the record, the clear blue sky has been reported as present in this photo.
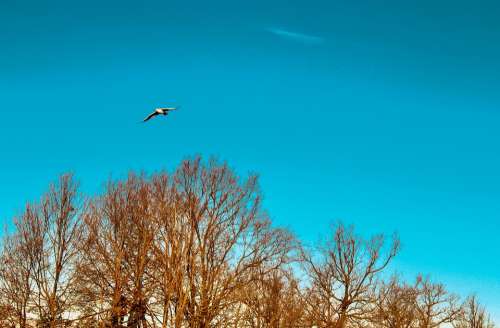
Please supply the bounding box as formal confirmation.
[1,0,499,320]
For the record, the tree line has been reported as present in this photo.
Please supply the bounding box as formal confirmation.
[0,157,495,328]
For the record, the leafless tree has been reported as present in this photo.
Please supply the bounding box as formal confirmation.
[236,268,307,328]
[149,157,295,328]
[302,223,400,328]
[0,227,34,328]
[370,275,418,328]
[30,174,83,327]
[77,173,156,327]
[454,295,494,328]
[0,158,497,328]
[413,275,462,328]
[0,174,83,327]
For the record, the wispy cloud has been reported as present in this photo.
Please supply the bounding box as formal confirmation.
[267,27,325,45]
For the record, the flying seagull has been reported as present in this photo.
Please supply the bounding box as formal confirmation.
[143,107,180,122]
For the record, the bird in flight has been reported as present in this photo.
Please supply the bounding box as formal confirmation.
[143,107,180,122]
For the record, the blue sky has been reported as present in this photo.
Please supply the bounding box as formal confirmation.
[1,0,499,320]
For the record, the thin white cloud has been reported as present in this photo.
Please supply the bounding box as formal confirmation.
[267,27,324,45]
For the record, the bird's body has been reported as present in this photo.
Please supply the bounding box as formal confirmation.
[143,107,179,122]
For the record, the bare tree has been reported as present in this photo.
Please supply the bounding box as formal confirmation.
[237,268,307,328]
[78,174,156,327]
[76,158,295,328]
[0,228,34,328]
[454,295,494,328]
[302,223,400,328]
[148,172,187,328]
[370,275,418,328]
[30,174,84,327]
[1,159,497,328]
[413,275,462,328]
[149,157,295,328]
[0,175,83,327]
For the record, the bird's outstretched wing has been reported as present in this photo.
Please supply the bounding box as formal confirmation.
[158,107,176,112]
[143,111,158,122]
